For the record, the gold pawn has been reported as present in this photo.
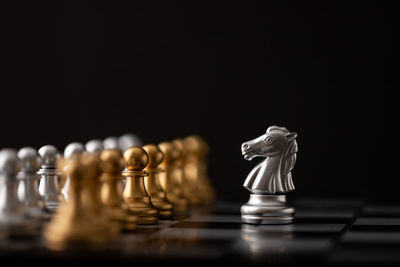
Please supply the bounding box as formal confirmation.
[143,144,174,219]
[44,154,111,250]
[158,142,188,215]
[122,146,159,225]
[184,135,215,205]
[173,138,203,206]
[100,149,138,231]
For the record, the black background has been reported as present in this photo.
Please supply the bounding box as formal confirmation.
[1,2,398,203]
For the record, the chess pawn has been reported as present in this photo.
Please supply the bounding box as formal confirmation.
[61,142,85,201]
[80,153,120,238]
[38,145,64,212]
[122,146,158,225]
[44,154,110,250]
[85,139,103,155]
[143,144,174,219]
[184,135,215,205]
[119,133,143,151]
[173,139,202,206]
[158,142,188,215]
[0,149,36,237]
[100,149,138,231]
[17,147,51,220]
[103,136,121,150]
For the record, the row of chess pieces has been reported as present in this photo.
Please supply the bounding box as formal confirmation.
[0,134,215,250]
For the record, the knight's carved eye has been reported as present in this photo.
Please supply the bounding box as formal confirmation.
[264,136,273,144]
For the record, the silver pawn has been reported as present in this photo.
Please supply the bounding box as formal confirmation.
[17,147,50,220]
[0,149,35,236]
[103,136,121,150]
[38,145,64,211]
[61,142,84,201]
[85,139,103,154]
[118,133,143,151]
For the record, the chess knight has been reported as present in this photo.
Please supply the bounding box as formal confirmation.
[241,126,298,224]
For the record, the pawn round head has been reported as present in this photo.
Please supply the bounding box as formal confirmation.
[119,133,143,151]
[172,139,186,158]
[0,149,21,175]
[184,135,209,157]
[85,139,103,154]
[64,142,85,158]
[123,146,148,171]
[158,142,180,165]
[143,144,164,168]
[100,149,125,174]
[17,147,42,172]
[38,145,60,167]
[80,152,103,179]
[103,136,120,150]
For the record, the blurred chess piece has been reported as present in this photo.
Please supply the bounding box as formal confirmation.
[184,135,215,205]
[38,145,64,212]
[61,142,85,201]
[0,149,36,237]
[17,147,50,220]
[240,126,298,224]
[100,149,138,231]
[122,146,158,224]
[143,144,174,219]
[44,153,116,250]
[158,142,188,215]
[172,138,202,206]
[103,136,120,151]
[85,139,103,155]
[119,133,143,151]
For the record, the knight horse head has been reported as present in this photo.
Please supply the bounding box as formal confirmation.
[241,126,298,194]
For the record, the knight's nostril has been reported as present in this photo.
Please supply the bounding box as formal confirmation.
[243,144,250,150]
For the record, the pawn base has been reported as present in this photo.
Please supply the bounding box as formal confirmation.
[241,194,294,225]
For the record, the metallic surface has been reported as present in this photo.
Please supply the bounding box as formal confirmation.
[17,147,50,220]
[158,142,188,214]
[85,139,103,154]
[122,146,158,224]
[100,149,138,230]
[0,149,35,237]
[241,194,294,224]
[143,144,174,219]
[44,153,117,250]
[61,142,85,201]
[103,136,120,150]
[184,135,215,205]
[119,133,143,151]
[38,145,64,211]
[240,126,298,224]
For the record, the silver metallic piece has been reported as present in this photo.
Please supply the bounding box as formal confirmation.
[103,136,121,150]
[17,147,50,220]
[240,126,298,224]
[61,142,85,201]
[38,145,64,211]
[118,133,143,151]
[85,139,103,154]
[0,149,36,236]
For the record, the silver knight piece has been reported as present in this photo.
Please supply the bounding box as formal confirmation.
[241,126,298,224]
[38,145,64,211]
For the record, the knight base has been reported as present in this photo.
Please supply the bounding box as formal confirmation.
[241,194,294,225]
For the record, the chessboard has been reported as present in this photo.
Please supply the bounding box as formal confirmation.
[2,198,400,266]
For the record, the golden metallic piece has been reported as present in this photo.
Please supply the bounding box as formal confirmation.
[143,144,174,219]
[122,146,159,225]
[158,142,188,214]
[184,135,215,205]
[44,154,118,250]
[100,149,138,231]
[172,138,203,206]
